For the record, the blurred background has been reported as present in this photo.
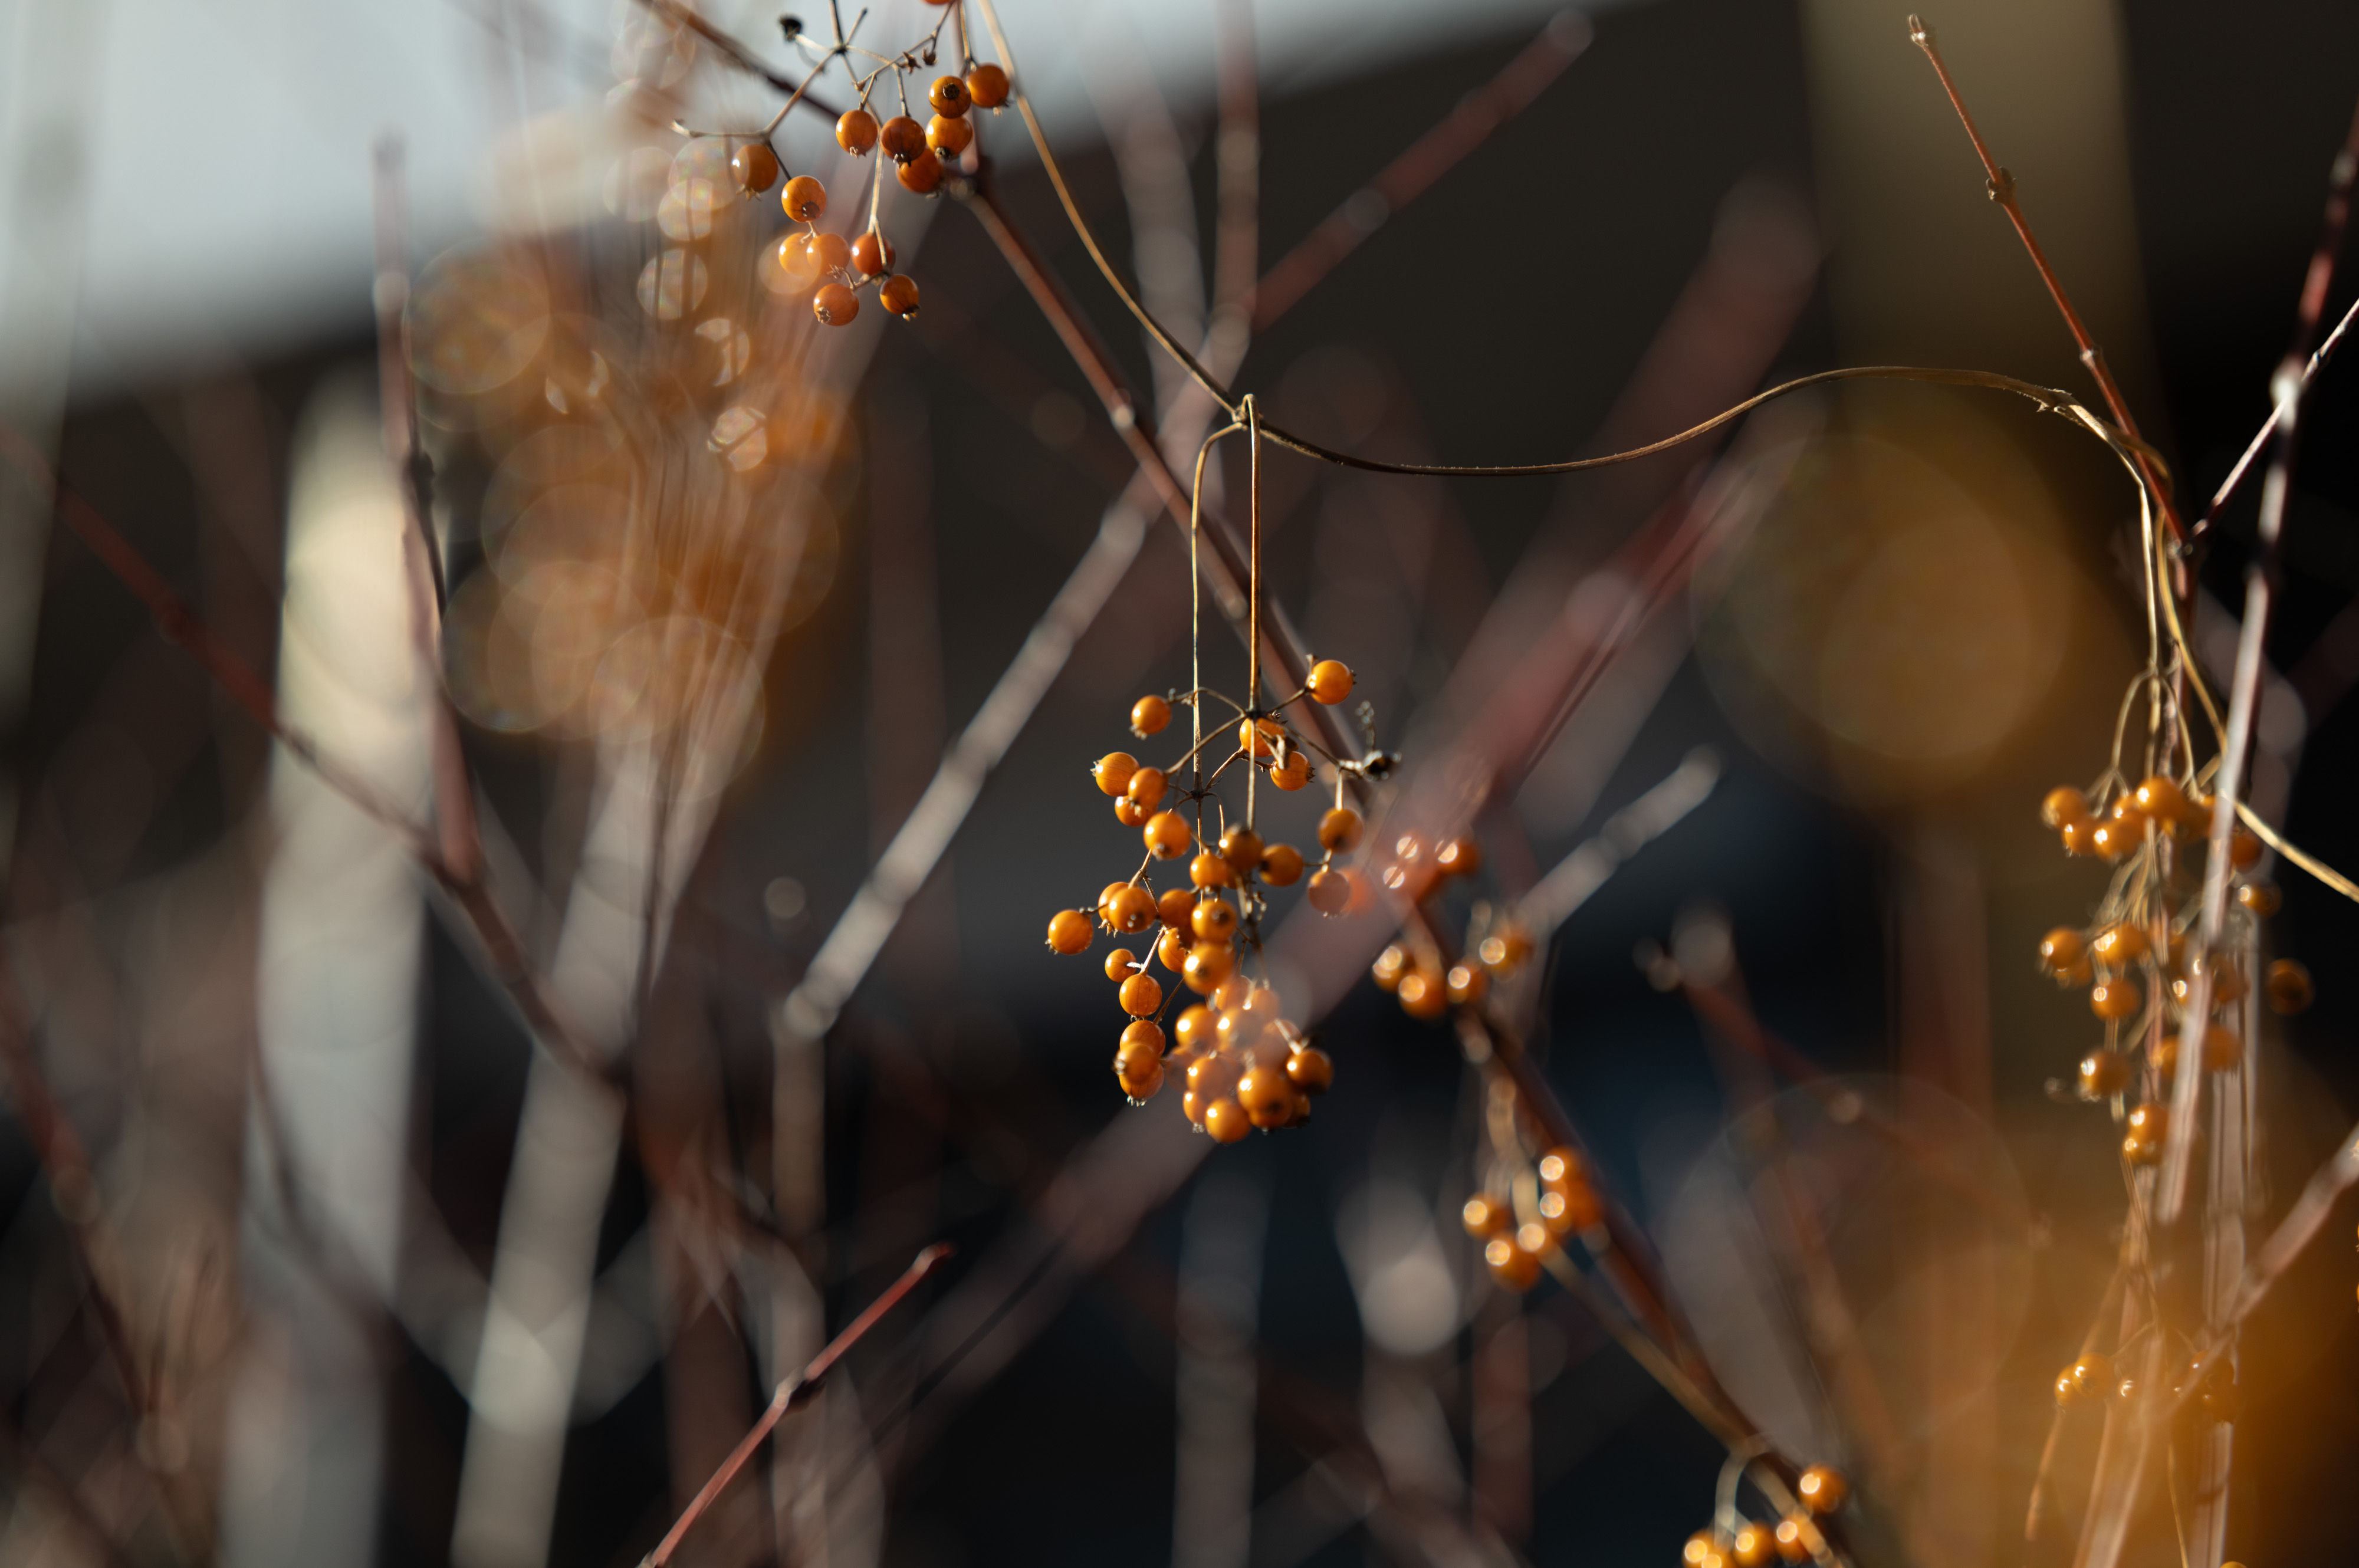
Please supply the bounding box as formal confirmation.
[3,0,2358,1565]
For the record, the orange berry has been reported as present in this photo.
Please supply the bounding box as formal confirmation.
[781,175,827,221]
[1126,767,1168,812]
[1097,882,1129,923]
[851,231,895,276]
[1156,926,1191,972]
[1480,926,1533,973]
[1203,1096,1251,1143]
[2059,817,2101,856]
[2041,785,2091,828]
[1208,975,1252,1015]
[965,63,1009,108]
[1484,1234,1541,1291]
[2134,774,2189,821]
[1046,909,1092,955]
[1220,826,1264,874]
[2077,1049,2130,1099]
[1306,659,1354,704]
[1190,851,1231,889]
[2123,1102,2169,1165]
[1286,1046,1333,1094]
[2201,1024,2243,1073]
[927,113,972,157]
[1435,837,1481,877]
[2089,978,2141,1022]
[810,232,850,272]
[1106,884,1156,936]
[880,116,926,162]
[1269,752,1311,791]
[1118,1055,1164,1101]
[1174,1004,1214,1053]
[1306,867,1351,916]
[2089,820,2135,861]
[1684,1533,1724,1568]
[2108,794,2147,830]
[1182,942,1234,994]
[1185,1052,1239,1099]
[1462,1195,1510,1237]
[879,274,921,318]
[2038,928,2087,976]
[2174,956,2248,1008]
[1318,807,1363,853]
[1113,797,1149,827]
[1733,1523,1774,1568]
[1120,1017,1164,1059]
[1190,900,1237,943]
[1392,832,1425,865]
[1396,968,1447,1020]
[1371,945,1408,991]
[774,232,824,290]
[1119,972,1162,1017]
[1181,1090,1209,1125]
[1796,1465,1847,1516]
[1156,887,1195,928]
[731,142,780,192]
[2228,827,2263,869]
[813,282,859,326]
[929,74,971,117]
[897,149,945,193]
[2266,958,2314,1014]
[1094,751,1138,796]
[1445,963,1487,1006]
[2091,923,2148,967]
[1144,810,1191,859]
[1103,948,1136,983]
[1238,1066,1293,1128]
[2237,880,2281,916]
[1260,844,1304,886]
[2055,1352,2112,1408]
[1236,716,1283,759]
[1131,695,1171,737]
[1773,1520,1811,1564]
[836,109,879,153]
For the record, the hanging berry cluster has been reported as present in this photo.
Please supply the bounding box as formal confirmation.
[686,3,1015,330]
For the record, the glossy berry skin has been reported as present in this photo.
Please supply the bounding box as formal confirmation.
[2089,978,2141,1022]
[1395,969,1447,1019]
[1131,695,1171,737]
[1203,1096,1251,1143]
[1144,810,1191,860]
[810,231,851,272]
[1480,928,1533,973]
[1097,882,1129,922]
[1106,885,1157,936]
[1113,797,1149,828]
[2055,1351,2112,1408]
[1156,926,1191,972]
[1237,716,1284,759]
[1371,945,1408,991]
[2039,928,2087,975]
[1103,948,1136,984]
[1094,751,1137,797]
[2134,774,2189,821]
[1269,753,1310,791]
[1318,807,1363,853]
[2091,923,2148,967]
[2078,1049,2130,1099]
[1174,1004,1215,1053]
[2123,1102,2169,1165]
[897,149,945,193]
[1118,972,1162,1017]
[1732,1523,1773,1568]
[1120,1017,1164,1059]
[1772,1520,1811,1564]
[2174,958,2248,1008]
[1238,1066,1293,1128]
[2089,820,2135,861]
[1157,887,1195,928]
[2041,785,2091,828]
[1286,1046,1333,1094]
[926,114,972,156]
[731,142,780,192]
[813,283,859,326]
[1190,900,1237,943]
[1461,1194,1510,1238]
[2236,880,2281,916]
[836,109,879,153]
[880,116,926,161]
[1445,963,1487,1006]
[851,231,895,275]
[1190,852,1231,889]
[774,232,824,290]
[1260,843,1305,886]
[781,175,827,221]
[929,74,971,116]
[1435,837,1481,877]
[1046,909,1092,955]
[1484,1235,1540,1292]
[2267,958,2315,1014]
[1185,1051,1239,1099]
[1126,767,1168,812]
[1182,942,1234,994]
[1220,827,1264,874]
[2059,817,2100,857]
[965,63,1010,107]
[1795,1465,1847,1516]
[1307,660,1355,704]
[879,274,921,318]
[1683,1533,1722,1568]
[1306,867,1351,916]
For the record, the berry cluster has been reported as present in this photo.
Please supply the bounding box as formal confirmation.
[1043,660,1382,1140]
[1369,902,1530,1024]
[1458,1145,1602,1291]
[1675,1465,1846,1568]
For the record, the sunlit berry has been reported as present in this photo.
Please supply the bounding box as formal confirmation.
[774,232,824,290]
[1182,941,1235,994]
[1260,844,1304,886]
[1307,660,1355,705]
[1318,807,1363,853]
[1684,1533,1723,1568]
[2077,1049,2130,1099]
[2090,820,2135,860]
[1435,837,1481,877]
[2091,923,2148,967]
[2041,785,2091,829]
[1127,767,1168,812]
[731,142,780,192]
[1480,927,1533,973]
[1114,797,1149,827]
[2237,880,2281,916]
[1186,1051,1237,1098]
[2038,928,2087,977]
[1462,1194,1510,1238]
[810,231,851,272]
[2134,774,2189,821]
[1306,867,1351,916]
[880,274,921,318]
[2055,1350,2112,1408]
[1233,717,1280,761]
[1174,1004,1215,1053]
[1190,852,1231,888]
[2123,1102,2168,1164]
[1119,972,1162,1017]
[1157,887,1195,928]
[813,283,859,326]
[1098,882,1128,922]
[1445,963,1487,1006]
[880,115,926,161]
[1106,884,1156,935]
[1093,751,1138,796]
[852,231,895,275]
[1144,810,1191,859]
[1204,1096,1251,1143]
[1046,909,1092,955]
[2089,978,2141,1022]
[1238,1066,1293,1128]
[1157,926,1191,972]
[1371,945,1408,992]
[1396,968,1447,1019]
[2059,817,2100,856]
[2266,958,2314,1014]
[1220,826,1264,874]
[1103,948,1136,983]
[1131,695,1171,737]
[1118,1057,1164,1101]
[2201,1024,2243,1072]
[1484,1234,1540,1291]
[1286,1046,1333,1094]
[897,149,945,193]
[1190,900,1237,943]
[929,74,971,116]
[1732,1523,1773,1568]
[781,175,827,221]
[1270,752,1310,791]
[2173,956,2248,1009]
[836,109,879,153]
[965,63,1009,108]
[2228,827,2262,869]
[927,114,972,156]
[1795,1465,1847,1515]
[1209,976,1253,1014]
[1772,1519,1811,1564]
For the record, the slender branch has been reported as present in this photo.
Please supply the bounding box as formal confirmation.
[641,1244,950,1567]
